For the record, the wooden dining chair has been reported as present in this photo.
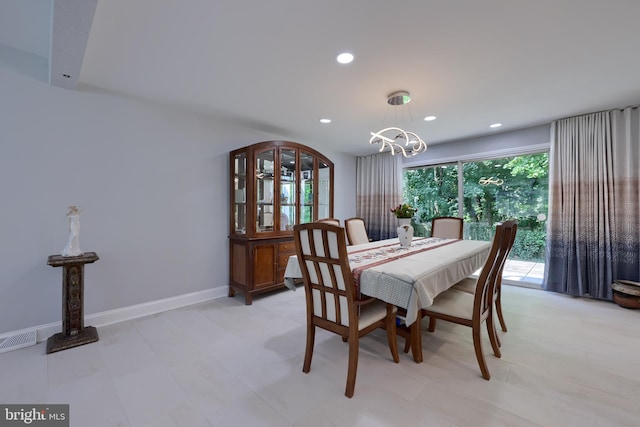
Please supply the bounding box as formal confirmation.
[316,218,349,243]
[431,216,464,239]
[344,217,371,245]
[405,220,517,380]
[316,217,340,226]
[294,222,399,398]
[452,220,518,344]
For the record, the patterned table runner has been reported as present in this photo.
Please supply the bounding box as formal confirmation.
[349,237,458,287]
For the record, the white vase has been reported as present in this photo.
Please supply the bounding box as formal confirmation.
[61,214,83,257]
[397,218,414,248]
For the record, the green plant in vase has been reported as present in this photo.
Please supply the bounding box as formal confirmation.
[389,203,417,219]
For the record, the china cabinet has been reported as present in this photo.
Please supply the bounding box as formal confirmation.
[229,141,334,304]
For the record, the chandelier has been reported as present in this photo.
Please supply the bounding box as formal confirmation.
[369,91,427,158]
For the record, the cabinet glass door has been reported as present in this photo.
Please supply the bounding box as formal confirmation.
[256,149,275,233]
[234,152,247,234]
[300,152,314,223]
[318,160,331,220]
[280,149,296,231]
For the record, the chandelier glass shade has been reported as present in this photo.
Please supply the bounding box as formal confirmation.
[369,90,427,158]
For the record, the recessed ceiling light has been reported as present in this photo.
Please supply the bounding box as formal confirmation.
[424,115,437,121]
[336,52,354,64]
[319,118,331,124]
[490,123,503,128]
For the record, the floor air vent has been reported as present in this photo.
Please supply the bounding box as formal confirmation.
[0,329,37,354]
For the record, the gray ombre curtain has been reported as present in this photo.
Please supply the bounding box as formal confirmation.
[356,153,402,241]
[544,107,640,299]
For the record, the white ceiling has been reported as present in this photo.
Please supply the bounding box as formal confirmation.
[3,0,640,156]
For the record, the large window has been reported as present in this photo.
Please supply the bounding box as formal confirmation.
[404,152,548,262]
[404,163,458,237]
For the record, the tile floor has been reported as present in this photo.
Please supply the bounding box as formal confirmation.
[1,285,639,426]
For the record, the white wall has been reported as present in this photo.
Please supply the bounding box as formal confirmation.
[403,124,551,167]
[0,65,356,334]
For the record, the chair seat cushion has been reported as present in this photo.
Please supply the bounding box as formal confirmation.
[424,288,474,320]
[359,300,396,330]
[451,277,476,294]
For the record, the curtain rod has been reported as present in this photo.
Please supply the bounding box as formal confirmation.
[557,104,639,122]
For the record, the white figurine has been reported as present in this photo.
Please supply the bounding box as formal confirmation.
[61,206,83,257]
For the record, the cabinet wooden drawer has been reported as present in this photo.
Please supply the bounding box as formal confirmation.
[278,253,295,269]
[279,241,296,254]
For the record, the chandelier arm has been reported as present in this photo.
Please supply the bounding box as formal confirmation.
[369,127,427,158]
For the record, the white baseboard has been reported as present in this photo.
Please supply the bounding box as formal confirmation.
[1,287,229,344]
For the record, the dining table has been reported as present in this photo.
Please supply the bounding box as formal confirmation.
[284,236,492,363]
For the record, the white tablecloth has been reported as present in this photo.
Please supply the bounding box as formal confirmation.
[284,237,491,325]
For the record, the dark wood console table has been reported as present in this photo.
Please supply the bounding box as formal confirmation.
[46,252,99,354]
